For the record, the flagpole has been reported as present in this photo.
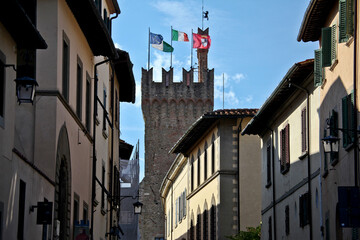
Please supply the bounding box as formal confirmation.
[190,29,193,70]
[148,27,150,70]
[170,26,173,68]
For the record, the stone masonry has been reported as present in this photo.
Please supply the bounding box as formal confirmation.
[140,28,214,240]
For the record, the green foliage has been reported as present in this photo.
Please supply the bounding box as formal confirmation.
[226,224,261,240]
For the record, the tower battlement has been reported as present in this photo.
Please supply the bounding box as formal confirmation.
[141,67,214,105]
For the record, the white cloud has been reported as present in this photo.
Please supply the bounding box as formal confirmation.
[213,72,249,108]
[151,51,184,82]
[134,81,142,107]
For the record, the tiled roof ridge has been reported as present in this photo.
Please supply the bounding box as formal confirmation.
[205,108,258,116]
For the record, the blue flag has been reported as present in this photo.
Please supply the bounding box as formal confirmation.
[150,32,163,45]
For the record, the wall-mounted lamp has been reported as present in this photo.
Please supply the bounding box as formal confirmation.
[15,76,38,104]
[322,135,340,154]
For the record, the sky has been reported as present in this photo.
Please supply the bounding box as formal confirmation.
[112,0,319,181]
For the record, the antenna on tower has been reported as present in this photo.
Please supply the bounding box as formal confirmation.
[202,0,209,30]
[223,73,225,109]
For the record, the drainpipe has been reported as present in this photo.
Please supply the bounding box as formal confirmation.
[352,0,358,188]
[237,118,244,232]
[91,58,112,240]
[288,80,313,240]
[270,129,277,240]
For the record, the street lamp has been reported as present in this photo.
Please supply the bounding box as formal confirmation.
[15,76,38,104]
[322,135,340,154]
[133,201,143,214]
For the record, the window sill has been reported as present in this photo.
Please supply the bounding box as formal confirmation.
[265,182,272,189]
[329,59,338,72]
[345,36,354,47]
[281,168,289,175]
[102,130,108,139]
[299,152,308,160]
[101,208,106,216]
[322,169,328,178]
[93,199,99,207]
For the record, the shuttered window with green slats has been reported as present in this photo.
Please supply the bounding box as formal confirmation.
[342,91,354,147]
[314,49,322,86]
[321,25,337,67]
[339,0,354,43]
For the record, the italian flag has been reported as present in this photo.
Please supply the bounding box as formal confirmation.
[172,29,189,42]
[151,40,174,52]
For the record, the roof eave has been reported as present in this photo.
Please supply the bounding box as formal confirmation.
[65,0,117,58]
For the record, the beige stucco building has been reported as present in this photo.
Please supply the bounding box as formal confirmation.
[298,0,360,239]
[0,0,135,239]
[160,109,261,240]
[242,59,323,239]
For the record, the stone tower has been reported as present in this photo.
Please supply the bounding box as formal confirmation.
[139,28,214,239]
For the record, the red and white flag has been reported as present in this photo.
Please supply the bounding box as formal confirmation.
[192,33,211,49]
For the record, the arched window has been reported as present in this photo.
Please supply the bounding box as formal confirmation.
[204,142,208,180]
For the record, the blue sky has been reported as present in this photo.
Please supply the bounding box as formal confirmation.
[112,0,318,180]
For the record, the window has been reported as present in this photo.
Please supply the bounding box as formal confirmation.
[339,0,354,43]
[0,54,5,127]
[76,57,83,120]
[211,135,215,174]
[62,33,70,102]
[17,180,26,240]
[323,129,329,176]
[175,198,178,226]
[301,107,307,154]
[183,191,186,218]
[280,124,290,174]
[285,205,290,235]
[342,92,354,148]
[113,166,120,206]
[210,206,216,240]
[266,143,272,187]
[167,211,170,236]
[299,192,309,227]
[204,142,208,180]
[103,86,107,131]
[73,193,79,224]
[85,73,91,131]
[321,24,337,67]
[191,156,194,191]
[197,150,201,186]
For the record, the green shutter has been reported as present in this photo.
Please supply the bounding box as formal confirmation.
[322,27,332,67]
[350,91,355,143]
[339,0,354,42]
[346,0,354,37]
[342,95,349,147]
[314,49,322,86]
[331,25,337,64]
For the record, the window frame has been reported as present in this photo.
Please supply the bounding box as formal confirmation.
[280,124,290,174]
[0,52,5,128]
[342,91,354,148]
[85,72,91,132]
[62,32,70,102]
[76,56,83,120]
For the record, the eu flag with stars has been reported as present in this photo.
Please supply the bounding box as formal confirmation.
[150,32,163,45]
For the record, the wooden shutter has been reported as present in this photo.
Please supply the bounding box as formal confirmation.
[314,49,322,86]
[285,124,290,168]
[331,25,337,64]
[280,128,285,172]
[321,27,332,67]
[339,0,354,42]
